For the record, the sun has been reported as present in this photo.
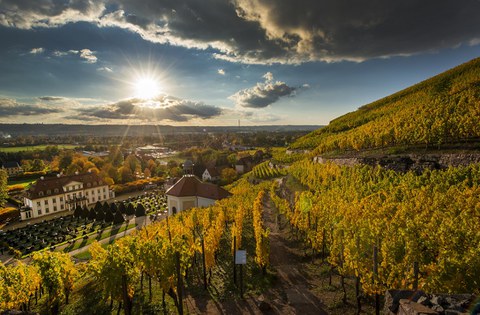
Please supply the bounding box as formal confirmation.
[134,77,160,99]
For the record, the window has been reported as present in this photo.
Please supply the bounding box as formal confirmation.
[103,195,106,200]
[47,190,51,195]
[61,204,64,210]
[87,183,91,187]
[103,187,106,192]
[53,206,57,211]
[92,197,95,202]
[44,200,48,205]
[36,201,41,207]
[97,189,101,194]
[60,197,63,202]
[98,196,102,201]
[45,208,49,214]
[38,209,42,215]
[86,191,89,196]
[39,191,44,196]
[26,212,31,219]
[54,188,59,193]
[53,198,57,203]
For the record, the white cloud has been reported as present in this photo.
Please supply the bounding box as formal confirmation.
[52,50,68,57]
[29,47,44,54]
[217,69,226,75]
[97,67,113,72]
[79,49,97,63]
[230,73,297,108]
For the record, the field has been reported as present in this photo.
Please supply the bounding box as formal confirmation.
[0,144,78,153]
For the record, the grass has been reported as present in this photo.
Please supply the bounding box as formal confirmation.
[64,223,136,253]
[7,178,36,188]
[0,144,77,153]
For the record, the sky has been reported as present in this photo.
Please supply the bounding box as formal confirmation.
[0,0,479,126]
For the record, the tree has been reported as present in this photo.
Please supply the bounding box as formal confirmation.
[31,159,46,171]
[81,205,90,219]
[221,168,237,184]
[126,203,135,216]
[58,151,74,171]
[73,206,82,218]
[118,202,127,215]
[0,170,7,207]
[110,202,118,213]
[104,209,114,223]
[95,209,105,222]
[94,201,102,212]
[88,208,96,221]
[113,211,125,225]
[135,203,146,217]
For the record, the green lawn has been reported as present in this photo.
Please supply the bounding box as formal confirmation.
[0,144,77,153]
[7,178,37,188]
[64,223,137,253]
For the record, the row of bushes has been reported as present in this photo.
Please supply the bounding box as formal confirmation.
[111,177,164,195]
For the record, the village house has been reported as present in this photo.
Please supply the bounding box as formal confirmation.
[22,172,115,220]
[202,167,220,182]
[1,161,23,177]
[165,174,231,215]
[235,156,254,174]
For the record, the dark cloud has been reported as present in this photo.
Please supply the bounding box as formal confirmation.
[74,95,223,122]
[0,98,63,116]
[1,0,479,63]
[38,96,64,101]
[230,72,296,108]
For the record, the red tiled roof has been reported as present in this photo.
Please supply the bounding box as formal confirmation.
[27,173,106,199]
[166,175,231,200]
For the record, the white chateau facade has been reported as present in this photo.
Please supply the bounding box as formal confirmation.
[22,173,115,220]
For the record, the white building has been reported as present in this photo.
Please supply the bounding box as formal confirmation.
[22,173,115,220]
[165,175,231,215]
[202,167,220,182]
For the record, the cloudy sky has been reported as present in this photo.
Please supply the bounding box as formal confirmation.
[0,0,479,126]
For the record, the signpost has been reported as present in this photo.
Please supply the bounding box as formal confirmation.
[235,250,247,297]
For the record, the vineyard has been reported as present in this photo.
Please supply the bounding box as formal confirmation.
[0,179,275,314]
[251,161,287,179]
[2,157,480,313]
[270,159,480,311]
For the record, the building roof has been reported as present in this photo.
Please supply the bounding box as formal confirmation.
[205,167,220,177]
[236,156,254,166]
[26,172,106,199]
[166,175,231,200]
[2,161,20,168]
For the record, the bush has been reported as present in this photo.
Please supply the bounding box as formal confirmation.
[0,207,18,222]
[7,184,25,193]
[112,177,164,195]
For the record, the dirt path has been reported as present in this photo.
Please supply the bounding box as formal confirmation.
[186,194,329,314]
[260,197,328,315]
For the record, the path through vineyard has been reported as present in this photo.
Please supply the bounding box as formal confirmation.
[185,195,328,315]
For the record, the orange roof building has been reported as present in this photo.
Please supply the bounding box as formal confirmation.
[165,175,231,215]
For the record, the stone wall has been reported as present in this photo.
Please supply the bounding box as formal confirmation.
[314,153,480,173]
[384,290,478,315]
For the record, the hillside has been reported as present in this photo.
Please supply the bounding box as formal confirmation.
[291,57,480,154]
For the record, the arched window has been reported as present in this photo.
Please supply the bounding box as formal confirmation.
[172,207,177,215]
